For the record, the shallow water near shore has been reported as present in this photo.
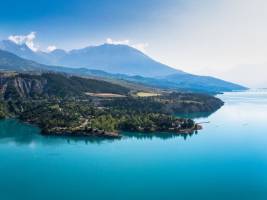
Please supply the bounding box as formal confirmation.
[0,90,266,200]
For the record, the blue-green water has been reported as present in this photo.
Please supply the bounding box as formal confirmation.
[0,90,267,200]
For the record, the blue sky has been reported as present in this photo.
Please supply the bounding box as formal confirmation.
[0,0,267,87]
[0,0,179,47]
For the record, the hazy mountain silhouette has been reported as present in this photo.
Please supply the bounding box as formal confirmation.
[0,40,247,93]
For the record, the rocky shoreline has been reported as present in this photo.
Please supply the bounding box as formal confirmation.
[41,127,121,139]
[40,123,203,139]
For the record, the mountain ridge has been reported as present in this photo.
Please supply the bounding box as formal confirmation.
[0,41,248,93]
[0,40,180,77]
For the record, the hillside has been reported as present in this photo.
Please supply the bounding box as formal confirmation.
[95,72,247,94]
[161,73,247,93]
[0,72,223,115]
[0,73,130,99]
[0,50,46,72]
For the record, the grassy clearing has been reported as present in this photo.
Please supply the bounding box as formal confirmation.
[85,92,126,98]
[136,92,161,97]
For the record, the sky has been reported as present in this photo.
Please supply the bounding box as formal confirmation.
[0,0,266,87]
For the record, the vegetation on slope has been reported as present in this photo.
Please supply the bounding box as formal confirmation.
[9,99,197,134]
[0,72,224,137]
[0,72,130,100]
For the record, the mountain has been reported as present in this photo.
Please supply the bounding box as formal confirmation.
[0,41,248,93]
[160,73,247,93]
[51,44,180,77]
[0,40,49,64]
[0,49,47,72]
[0,40,36,59]
[0,40,180,77]
[60,69,246,93]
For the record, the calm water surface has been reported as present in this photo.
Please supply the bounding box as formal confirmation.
[0,90,266,200]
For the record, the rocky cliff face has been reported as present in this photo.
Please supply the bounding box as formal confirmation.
[0,73,45,99]
[0,72,130,100]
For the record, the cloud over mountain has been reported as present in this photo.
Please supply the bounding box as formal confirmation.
[8,32,39,52]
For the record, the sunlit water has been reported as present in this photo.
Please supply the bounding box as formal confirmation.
[0,90,266,200]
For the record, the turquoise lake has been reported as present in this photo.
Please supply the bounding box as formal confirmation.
[0,90,266,200]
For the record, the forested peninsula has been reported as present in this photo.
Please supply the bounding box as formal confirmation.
[0,72,224,138]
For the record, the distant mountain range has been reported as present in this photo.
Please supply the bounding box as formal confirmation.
[0,40,247,93]
[0,40,179,77]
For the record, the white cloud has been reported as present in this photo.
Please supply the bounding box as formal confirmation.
[8,32,39,52]
[46,45,57,52]
[106,38,148,53]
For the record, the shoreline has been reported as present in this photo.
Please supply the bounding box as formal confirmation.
[40,123,203,139]
[0,117,202,139]
[41,128,122,139]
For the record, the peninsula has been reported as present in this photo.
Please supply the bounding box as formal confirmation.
[0,72,223,138]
